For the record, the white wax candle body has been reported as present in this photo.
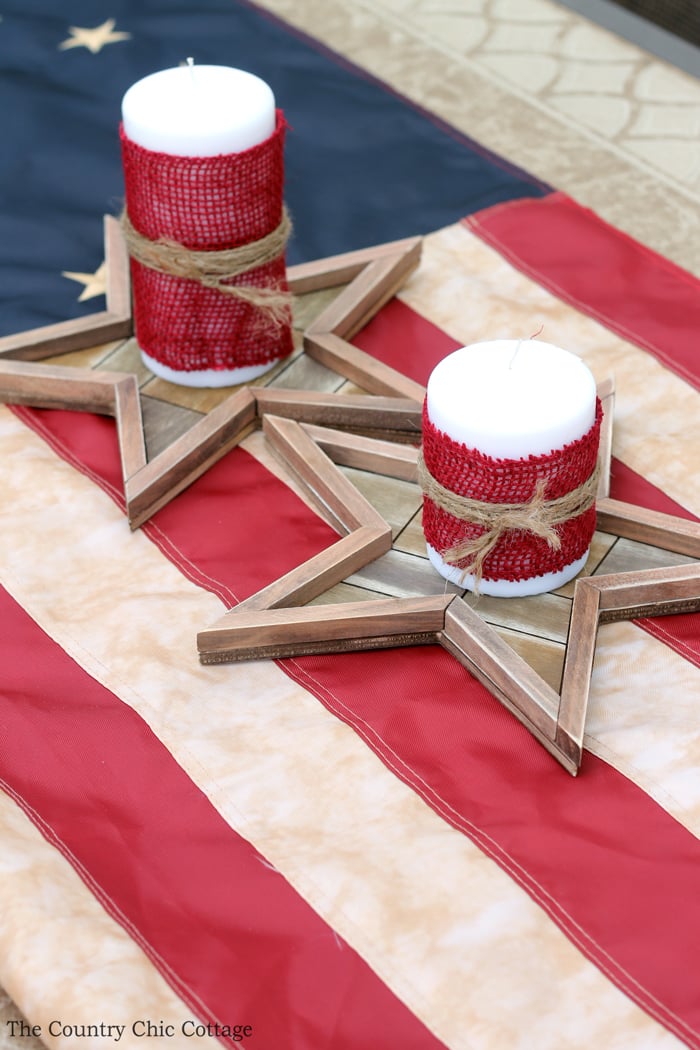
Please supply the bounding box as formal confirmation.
[121,64,276,157]
[425,339,598,596]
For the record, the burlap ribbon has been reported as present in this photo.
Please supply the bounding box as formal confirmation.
[417,448,599,588]
[120,206,293,328]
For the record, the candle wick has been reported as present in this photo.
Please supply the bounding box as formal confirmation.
[186,56,195,86]
[508,339,524,370]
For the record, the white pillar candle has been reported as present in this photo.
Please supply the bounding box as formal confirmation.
[121,62,276,157]
[121,63,280,388]
[424,339,598,597]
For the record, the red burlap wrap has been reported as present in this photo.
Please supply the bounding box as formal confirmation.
[120,111,293,373]
[421,398,603,583]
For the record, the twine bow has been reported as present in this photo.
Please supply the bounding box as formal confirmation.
[417,448,599,591]
[120,206,293,328]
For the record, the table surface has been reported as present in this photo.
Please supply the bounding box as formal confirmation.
[1,3,699,1050]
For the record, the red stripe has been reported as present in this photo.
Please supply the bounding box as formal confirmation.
[353,296,458,388]
[464,192,700,390]
[0,576,445,1048]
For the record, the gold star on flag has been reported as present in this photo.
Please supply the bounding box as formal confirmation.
[62,261,107,302]
[59,19,131,54]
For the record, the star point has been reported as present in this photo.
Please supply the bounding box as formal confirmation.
[59,19,131,54]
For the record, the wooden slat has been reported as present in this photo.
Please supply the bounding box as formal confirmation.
[499,628,566,695]
[462,588,573,644]
[442,597,562,730]
[0,359,126,413]
[556,579,601,766]
[593,535,694,577]
[340,466,421,540]
[139,395,204,461]
[291,286,345,334]
[597,497,700,558]
[305,242,422,341]
[262,414,388,533]
[0,312,133,363]
[304,331,426,401]
[104,214,131,318]
[302,424,419,482]
[596,376,615,499]
[440,597,572,771]
[198,594,451,663]
[125,387,257,529]
[113,375,147,481]
[265,345,344,394]
[286,236,423,295]
[594,562,700,618]
[254,388,422,437]
[346,547,457,599]
[237,526,392,613]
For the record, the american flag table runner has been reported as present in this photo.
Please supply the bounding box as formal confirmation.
[2,197,699,1050]
[1,3,699,1050]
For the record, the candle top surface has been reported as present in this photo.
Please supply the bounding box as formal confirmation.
[121,64,276,157]
[426,339,597,459]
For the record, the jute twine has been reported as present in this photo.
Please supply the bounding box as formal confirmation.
[120,206,293,328]
[417,448,599,589]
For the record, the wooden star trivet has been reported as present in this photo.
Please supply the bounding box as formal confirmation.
[0,232,424,528]
[197,396,700,776]
[0,211,423,404]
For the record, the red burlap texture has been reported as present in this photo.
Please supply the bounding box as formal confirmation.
[120,111,293,373]
[422,398,603,582]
